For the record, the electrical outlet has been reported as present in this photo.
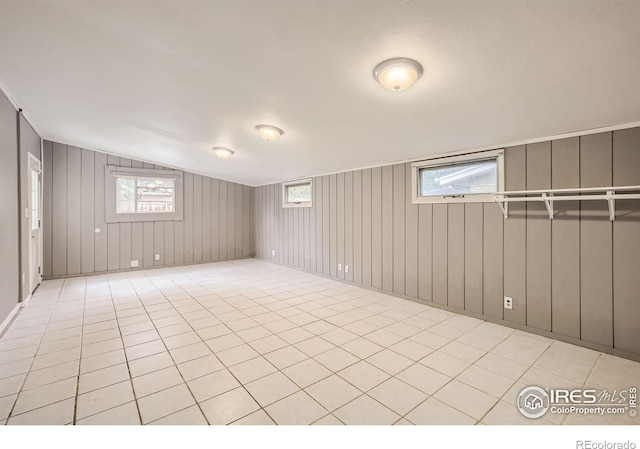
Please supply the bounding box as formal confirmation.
[504,296,513,310]
[272,250,275,256]
[155,254,160,261]
[338,263,342,271]
[131,260,139,268]
[345,265,349,273]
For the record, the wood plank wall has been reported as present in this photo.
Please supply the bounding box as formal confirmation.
[43,141,254,278]
[254,128,640,358]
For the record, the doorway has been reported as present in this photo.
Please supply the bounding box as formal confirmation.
[28,153,42,294]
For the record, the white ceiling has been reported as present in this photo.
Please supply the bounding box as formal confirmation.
[1,1,639,186]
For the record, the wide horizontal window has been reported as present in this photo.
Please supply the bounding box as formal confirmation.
[105,166,184,223]
[411,150,504,204]
[282,179,312,208]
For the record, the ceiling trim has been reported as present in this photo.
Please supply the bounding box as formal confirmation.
[0,81,43,138]
[265,120,640,187]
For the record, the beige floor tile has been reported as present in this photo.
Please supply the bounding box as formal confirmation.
[169,342,212,364]
[0,358,33,381]
[294,336,335,357]
[282,358,333,389]
[409,330,452,349]
[125,340,166,361]
[0,394,17,421]
[245,371,300,407]
[8,398,75,425]
[248,334,289,354]
[406,397,476,425]
[278,327,314,345]
[230,409,275,425]
[79,362,130,394]
[80,348,126,375]
[31,347,80,371]
[306,375,361,412]
[456,365,515,398]
[368,378,428,415]
[199,387,260,425]
[216,344,260,366]
[12,377,77,415]
[228,356,277,384]
[76,401,141,425]
[76,380,135,420]
[364,329,404,347]
[341,337,384,359]
[434,380,498,420]
[162,332,202,350]
[264,345,308,369]
[177,354,224,381]
[440,341,486,363]
[137,383,195,424]
[389,339,434,361]
[473,352,529,380]
[334,394,399,425]
[187,369,240,402]
[365,349,413,375]
[205,333,244,352]
[481,400,553,425]
[149,405,208,425]
[314,347,358,372]
[128,351,174,378]
[236,325,272,343]
[265,391,327,425]
[312,413,343,425]
[337,361,389,392]
[82,338,124,358]
[419,350,470,377]
[132,365,184,398]
[0,373,26,398]
[396,364,451,395]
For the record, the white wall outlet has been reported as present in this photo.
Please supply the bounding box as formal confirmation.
[504,296,513,310]
[155,254,160,261]
[272,250,275,256]
[338,264,342,271]
[345,265,349,273]
[94,228,101,233]
[131,260,139,268]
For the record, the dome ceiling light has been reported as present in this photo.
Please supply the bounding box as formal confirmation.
[373,58,423,92]
[213,147,234,159]
[255,124,284,141]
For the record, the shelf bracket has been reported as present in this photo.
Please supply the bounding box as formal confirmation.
[542,193,554,219]
[607,190,615,221]
[496,197,508,219]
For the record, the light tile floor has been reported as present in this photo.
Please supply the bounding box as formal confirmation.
[0,259,638,425]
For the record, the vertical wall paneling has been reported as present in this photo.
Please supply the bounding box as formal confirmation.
[464,203,483,314]
[66,147,82,275]
[503,145,527,323]
[329,174,337,277]
[352,170,362,284]
[80,148,95,274]
[193,175,203,263]
[242,185,250,257]
[405,164,418,299]
[183,173,194,263]
[202,177,211,261]
[337,173,345,279]
[612,128,640,355]
[315,177,323,272]
[417,204,433,302]
[483,203,504,318]
[526,142,552,330]
[381,166,393,292]
[344,171,353,282]
[142,222,153,268]
[432,204,448,305]
[551,137,581,338]
[392,164,405,295]
[118,158,132,271]
[362,169,372,286]
[447,204,465,310]
[322,175,330,275]
[219,181,228,260]
[236,184,243,259]
[153,222,164,266]
[106,155,120,272]
[211,179,220,261]
[371,168,382,289]
[42,141,53,277]
[51,143,67,276]
[580,132,612,347]
[95,152,109,271]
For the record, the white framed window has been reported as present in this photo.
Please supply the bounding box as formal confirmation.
[411,149,504,204]
[105,166,184,223]
[282,179,312,208]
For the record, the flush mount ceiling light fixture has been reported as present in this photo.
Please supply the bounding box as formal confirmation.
[373,57,423,92]
[213,147,234,159]
[255,124,284,141]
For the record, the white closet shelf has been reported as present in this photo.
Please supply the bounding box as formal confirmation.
[493,185,640,221]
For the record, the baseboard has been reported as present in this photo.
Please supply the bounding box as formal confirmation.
[257,257,640,363]
[0,303,21,337]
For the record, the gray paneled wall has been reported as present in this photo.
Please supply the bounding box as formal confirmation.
[43,141,254,278]
[254,127,640,359]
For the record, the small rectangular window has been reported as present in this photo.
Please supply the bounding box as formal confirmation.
[282,179,312,208]
[105,166,183,223]
[411,150,504,204]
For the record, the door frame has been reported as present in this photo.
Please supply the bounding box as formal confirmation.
[27,151,42,293]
